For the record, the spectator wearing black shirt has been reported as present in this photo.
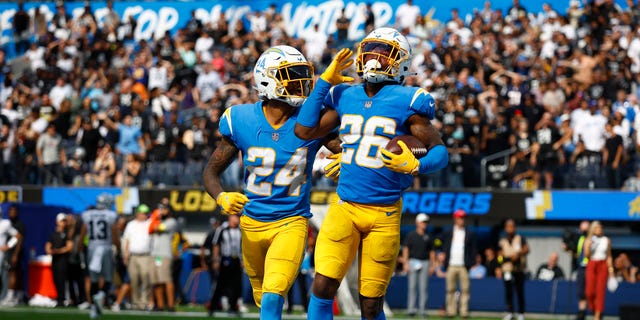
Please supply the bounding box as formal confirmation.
[603,120,624,189]
[401,213,435,318]
[12,3,30,55]
[45,213,73,307]
[336,9,350,44]
[484,247,502,278]
[536,252,565,281]
[530,112,563,189]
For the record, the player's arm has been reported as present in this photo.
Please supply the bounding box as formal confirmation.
[202,137,248,215]
[407,114,449,174]
[295,48,353,140]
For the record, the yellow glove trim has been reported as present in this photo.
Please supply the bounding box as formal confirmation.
[380,140,420,175]
[216,192,250,215]
[323,153,342,182]
[320,48,355,85]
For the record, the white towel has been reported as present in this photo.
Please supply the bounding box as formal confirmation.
[88,246,105,273]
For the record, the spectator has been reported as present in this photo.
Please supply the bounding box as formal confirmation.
[149,202,178,312]
[64,146,89,185]
[484,247,502,278]
[441,209,476,319]
[530,112,563,189]
[114,154,143,187]
[45,213,73,307]
[536,252,565,281]
[603,120,624,189]
[395,0,421,31]
[469,254,487,279]
[98,112,146,159]
[363,3,375,33]
[84,142,117,186]
[614,253,638,283]
[402,213,435,318]
[36,123,66,185]
[584,221,614,320]
[622,166,640,191]
[12,3,30,55]
[336,9,350,43]
[498,219,529,320]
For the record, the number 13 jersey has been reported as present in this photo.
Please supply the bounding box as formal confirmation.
[81,208,118,250]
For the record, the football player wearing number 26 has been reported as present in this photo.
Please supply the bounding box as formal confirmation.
[202,45,341,320]
[295,27,449,320]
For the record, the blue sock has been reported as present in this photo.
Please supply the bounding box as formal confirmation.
[260,292,284,320]
[308,293,334,320]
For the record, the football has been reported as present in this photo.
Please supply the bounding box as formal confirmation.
[385,135,428,158]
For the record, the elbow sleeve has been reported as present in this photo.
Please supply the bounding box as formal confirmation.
[418,144,449,175]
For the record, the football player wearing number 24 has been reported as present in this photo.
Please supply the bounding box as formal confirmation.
[295,27,449,320]
[202,45,341,320]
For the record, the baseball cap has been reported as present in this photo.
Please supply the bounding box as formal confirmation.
[56,213,67,222]
[416,213,430,223]
[453,209,467,219]
[136,204,150,214]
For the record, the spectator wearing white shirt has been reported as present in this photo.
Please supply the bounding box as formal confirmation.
[148,60,169,92]
[395,0,421,31]
[49,77,74,111]
[247,11,267,35]
[195,31,214,63]
[573,102,607,153]
[195,63,224,108]
[122,204,152,310]
[302,24,327,64]
[24,43,46,72]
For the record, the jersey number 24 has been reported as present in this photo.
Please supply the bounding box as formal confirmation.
[246,147,308,197]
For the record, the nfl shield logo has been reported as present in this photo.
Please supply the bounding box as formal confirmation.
[365,101,372,108]
[272,133,280,141]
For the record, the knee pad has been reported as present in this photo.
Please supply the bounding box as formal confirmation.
[262,272,291,296]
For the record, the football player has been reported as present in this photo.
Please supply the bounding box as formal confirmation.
[295,27,449,320]
[202,45,342,320]
[79,193,120,319]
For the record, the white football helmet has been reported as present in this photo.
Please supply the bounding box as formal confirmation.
[253,45,314,107]
[356,27,412,84]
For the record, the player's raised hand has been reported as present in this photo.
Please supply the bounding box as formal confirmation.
[380,141,420,175]
[216,192,249,215]
[320,48,355,85]
[323,153,342,182]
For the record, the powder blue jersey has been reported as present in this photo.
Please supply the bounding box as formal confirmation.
[218,102,322,222]
[324,83,436,204]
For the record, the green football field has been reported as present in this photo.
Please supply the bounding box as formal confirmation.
[0,306,584,320]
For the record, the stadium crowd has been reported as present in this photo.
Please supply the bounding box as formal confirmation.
[1,0,640,190]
